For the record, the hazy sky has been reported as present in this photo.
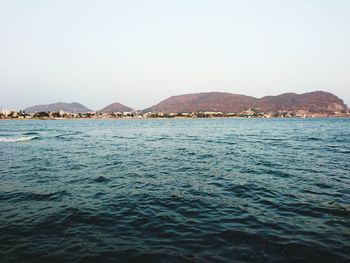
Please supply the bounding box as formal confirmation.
[0,0,349,110]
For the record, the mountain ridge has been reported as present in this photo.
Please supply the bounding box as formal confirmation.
[145,91,348,113]
[98,102,133,113]
[22,91,348,114]
[24,102,92,113]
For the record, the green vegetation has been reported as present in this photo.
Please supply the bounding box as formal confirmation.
[33,112,50,118]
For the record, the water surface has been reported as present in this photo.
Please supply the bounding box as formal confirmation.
[0,118,349,262]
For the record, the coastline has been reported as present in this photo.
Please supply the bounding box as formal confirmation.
[1,115,350,121]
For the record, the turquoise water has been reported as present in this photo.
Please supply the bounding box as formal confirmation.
[0,118,349,262]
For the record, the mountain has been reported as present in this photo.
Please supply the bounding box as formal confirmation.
[145,91,348,113]
[144,92,258,113]
[24,102,92,113]
[99,102,133,113]
[259,91,347,113]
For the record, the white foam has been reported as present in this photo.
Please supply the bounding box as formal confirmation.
[0,136,38,142]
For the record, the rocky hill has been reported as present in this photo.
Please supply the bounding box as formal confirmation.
[99,103,133,113]
[24,102,92,113]
[145,91,347,113]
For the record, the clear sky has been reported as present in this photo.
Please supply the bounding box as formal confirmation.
[0,0,349,110]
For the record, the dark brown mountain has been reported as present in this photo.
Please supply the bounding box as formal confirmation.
[24,102,92,113]
[145,91,347,113]
[99,102,133,113]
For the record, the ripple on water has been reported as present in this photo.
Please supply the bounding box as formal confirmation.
[93,176,111,183]
[0,190,69,202]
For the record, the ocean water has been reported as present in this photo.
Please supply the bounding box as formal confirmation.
[0,118,349,263]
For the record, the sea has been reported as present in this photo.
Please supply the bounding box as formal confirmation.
[0,118,349,263]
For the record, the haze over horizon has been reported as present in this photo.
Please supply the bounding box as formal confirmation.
[1,0,349,110]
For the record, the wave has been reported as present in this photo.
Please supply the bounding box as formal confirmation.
[22,132,39,135]
[0,136,38,142]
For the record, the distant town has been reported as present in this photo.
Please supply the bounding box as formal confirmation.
[1,108,349,120]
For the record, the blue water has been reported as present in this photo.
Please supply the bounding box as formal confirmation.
[0,118,349,263]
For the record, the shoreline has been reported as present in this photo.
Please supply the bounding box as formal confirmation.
[1,115,350,121]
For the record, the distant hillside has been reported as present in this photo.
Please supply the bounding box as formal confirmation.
[99,103,133,113]
[259,91,347,113]
[144,92,258,113]
[24,102,92,113]
[145,91,348,113]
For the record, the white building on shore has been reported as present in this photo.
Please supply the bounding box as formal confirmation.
[1,109,17,116]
